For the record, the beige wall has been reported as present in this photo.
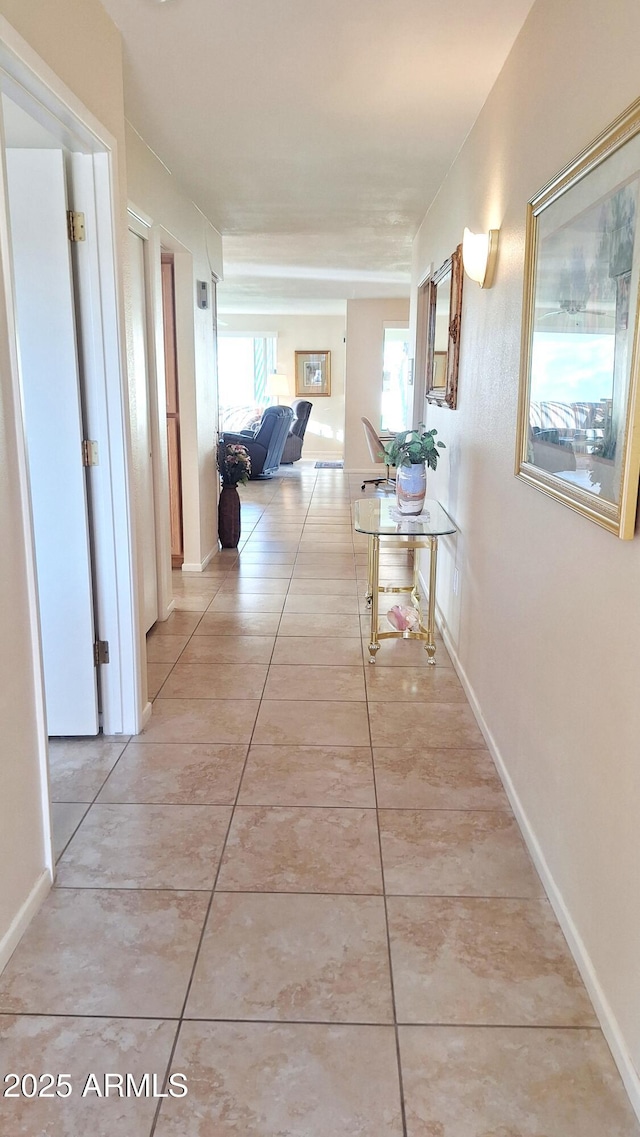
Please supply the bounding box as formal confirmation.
[0,268,49,957]
[1,2,224,573]
[220,313,346,458]
[411,0,640,1103]
[0,0,125,147]
[0,0,224,966]
[126,123,223,570]
[0,0,126,956]
[344,298,410,469]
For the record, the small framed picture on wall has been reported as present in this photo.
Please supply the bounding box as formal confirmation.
[295,351,331,397]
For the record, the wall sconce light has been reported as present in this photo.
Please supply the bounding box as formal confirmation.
[267,372,289,405]
[462,227,500,288]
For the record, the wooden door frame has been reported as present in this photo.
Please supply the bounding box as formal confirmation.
[161,250,185,569]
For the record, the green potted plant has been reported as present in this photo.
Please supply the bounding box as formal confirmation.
[383,424,445,514]
[217,442,251,547]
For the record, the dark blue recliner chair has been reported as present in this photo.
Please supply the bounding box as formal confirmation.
[221,404,294,478]
[281,400,313,464]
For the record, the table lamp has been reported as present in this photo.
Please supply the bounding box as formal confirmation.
[267,372,290,405]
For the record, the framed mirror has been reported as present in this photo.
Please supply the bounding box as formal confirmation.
[516,98,640,539]
[425,244,463,408]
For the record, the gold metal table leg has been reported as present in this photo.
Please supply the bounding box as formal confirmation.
[365,533,373,608]
[368,534,380,663]
[411,540,421,609]
[425,535,438,664]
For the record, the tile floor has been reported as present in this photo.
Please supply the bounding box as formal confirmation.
[1,464,638,1136]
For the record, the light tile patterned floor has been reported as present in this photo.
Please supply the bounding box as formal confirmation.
[0,465,638,1136]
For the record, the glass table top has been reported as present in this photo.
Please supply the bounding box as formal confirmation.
[353,497,457,536]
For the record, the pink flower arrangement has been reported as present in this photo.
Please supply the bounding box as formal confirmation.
[219,442,251,487]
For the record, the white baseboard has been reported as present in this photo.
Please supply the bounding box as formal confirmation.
[157,596,175,622]
[140,700,153,729]
[0,869,51,975]
[430,586,640,1121]
[182,547,217,573]
[305,453,344,462]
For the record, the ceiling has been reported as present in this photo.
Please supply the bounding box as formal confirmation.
[101,0,535,309]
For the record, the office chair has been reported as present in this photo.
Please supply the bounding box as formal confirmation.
[360,417,395,492]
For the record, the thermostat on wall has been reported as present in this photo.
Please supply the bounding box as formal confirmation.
[197,280,209,309]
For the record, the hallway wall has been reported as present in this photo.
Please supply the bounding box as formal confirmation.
[220,312,346,459]
[0,0,126,963]
[344,297,409,469]
[0,0,225,964]
[0,252,50,962]
[411,0,640,1107]
[0,0,126,204]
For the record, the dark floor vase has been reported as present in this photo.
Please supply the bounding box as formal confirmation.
[218,484,241,548]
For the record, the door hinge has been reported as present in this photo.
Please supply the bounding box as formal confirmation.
[82,439,99,467]
[94,640,109,666]
[67,210,86,242]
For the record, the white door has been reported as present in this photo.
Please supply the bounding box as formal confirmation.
[128,228,158,633]
[5,149,99,736]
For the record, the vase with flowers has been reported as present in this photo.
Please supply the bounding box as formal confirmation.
[218,442,251,548]
[383,425,446,515]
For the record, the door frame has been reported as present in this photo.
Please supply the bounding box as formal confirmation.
[161,248,185,571]
[128,206,173,624]
[126,215,222,595]
[382,320,411,432]
[156,227,203,570]
[0,19,143,750]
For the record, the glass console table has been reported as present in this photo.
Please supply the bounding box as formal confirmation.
[354,498,457,664]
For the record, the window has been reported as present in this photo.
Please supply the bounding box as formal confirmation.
[218,334,277,430]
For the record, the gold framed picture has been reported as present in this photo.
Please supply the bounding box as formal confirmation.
[424,245,464,409]
[516,97,640,539]
[295,351,331,398]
